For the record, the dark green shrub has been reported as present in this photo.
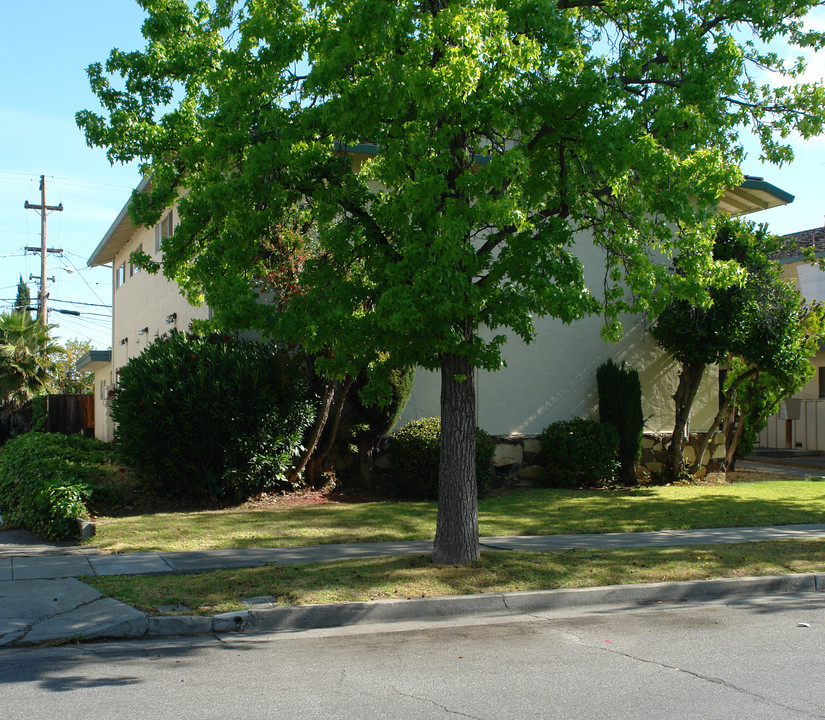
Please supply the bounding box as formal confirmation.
[110,332,318,501]
[387,416,494,499]
[0,433,116,539]
[339,365,416,485]
[31,396,47,432]
[597,358,643,486]
[539,417,619,488]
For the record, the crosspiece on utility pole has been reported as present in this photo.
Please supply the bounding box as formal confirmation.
[24,246,64,254]
[23,175,63,323]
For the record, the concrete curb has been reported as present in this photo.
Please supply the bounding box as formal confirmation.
[54,571,819,646]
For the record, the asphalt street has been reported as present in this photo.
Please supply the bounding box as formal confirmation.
[2,592,824,720]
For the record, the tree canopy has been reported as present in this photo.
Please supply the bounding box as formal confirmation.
[651,217,825,476]
[0,313,62,410]
[52,338,95,395]
[79,0,825,563]
[13,276,32,319]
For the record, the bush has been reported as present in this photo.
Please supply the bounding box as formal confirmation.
[110,332,318,501]
[597,358,643,486]
[387,416,494,499]
[0,433,116,539]
[338,365,416,484]
[539,417,619,488]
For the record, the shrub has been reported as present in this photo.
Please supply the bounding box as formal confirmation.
[0,433,116,539]
[109,332,318,501]
[387,416,494,499]
[539,417,619,488]
[338,365,416,485]
[31,396,47,432]
[597,358,643,486]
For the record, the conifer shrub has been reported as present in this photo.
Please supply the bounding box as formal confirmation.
[0,433,115,539]
[110,332,318,501]
[387,416,494,499]
[596,358,644,486]
[539,417,619,488]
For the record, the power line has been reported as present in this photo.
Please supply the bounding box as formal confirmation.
[64,255,108,305]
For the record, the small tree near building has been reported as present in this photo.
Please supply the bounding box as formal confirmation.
[651,218,825,478]
[52,338,95,395]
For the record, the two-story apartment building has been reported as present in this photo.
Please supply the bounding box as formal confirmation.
[77,177,211,441]
[79,171,794,443]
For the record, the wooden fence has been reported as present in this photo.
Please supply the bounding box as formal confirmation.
[44,395,95,436]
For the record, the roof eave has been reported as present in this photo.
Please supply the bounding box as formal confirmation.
[87,176,152,268]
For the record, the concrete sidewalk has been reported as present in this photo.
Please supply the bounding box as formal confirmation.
[5,524,825,582]
[2,524,825,647]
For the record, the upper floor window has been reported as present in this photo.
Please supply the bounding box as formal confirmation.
[116,263,126,288]
[155,209,175,254]
[130,243,142,276]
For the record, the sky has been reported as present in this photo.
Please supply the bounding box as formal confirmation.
[1,1,824,351]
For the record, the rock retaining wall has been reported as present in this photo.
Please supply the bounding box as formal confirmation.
[487,431,726,484]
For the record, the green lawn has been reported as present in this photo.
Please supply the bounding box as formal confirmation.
[89,478,825,554]
[84,539,825,615]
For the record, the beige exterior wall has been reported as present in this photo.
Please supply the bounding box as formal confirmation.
[110,211,211,376]
[399,233,719,436]
[90,207,211,441]
[398,315,718,436]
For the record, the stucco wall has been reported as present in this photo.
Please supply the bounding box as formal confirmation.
[398,233,719,436]
[92,209,211,441]
[110,216,211,377]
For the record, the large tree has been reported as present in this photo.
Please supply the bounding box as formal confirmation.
[79,0,825,564]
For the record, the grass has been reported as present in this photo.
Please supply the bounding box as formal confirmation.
[81,468,825,614]
[89,475,825,553]
[83,539,825,615]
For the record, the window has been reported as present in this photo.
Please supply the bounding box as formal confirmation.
[116,263,126,288]
[819,367,825,398]
[131,243,142,276]
[155,209,175,254]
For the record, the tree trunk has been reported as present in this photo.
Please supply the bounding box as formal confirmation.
[432,348,479,565]
[288,379,337,485]
[304,377,354,485]
[691,366,758,473]
[357,435,375,489]
[668,360,706,480]
[725,413,747,470]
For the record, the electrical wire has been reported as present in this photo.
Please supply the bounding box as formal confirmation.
[64,255,109,306]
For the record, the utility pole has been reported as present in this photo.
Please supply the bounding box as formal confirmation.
[24,175,63,324]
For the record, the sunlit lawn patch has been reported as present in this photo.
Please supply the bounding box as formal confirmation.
[90,476,825,554]
[84,538,825,615]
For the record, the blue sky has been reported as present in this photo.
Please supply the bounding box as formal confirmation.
[1,1,823,350]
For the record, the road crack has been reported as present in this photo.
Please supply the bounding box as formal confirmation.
[595,643,825,719]
[392,686,487,719]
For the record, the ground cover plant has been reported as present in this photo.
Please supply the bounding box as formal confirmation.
[88,474,825,554]
[83,539,825,616]
[0,433,117,539]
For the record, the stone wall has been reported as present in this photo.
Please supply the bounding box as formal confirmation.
[490,431,727,485]
[638,431,727,482]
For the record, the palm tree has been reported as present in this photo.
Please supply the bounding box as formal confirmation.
[0,312,63,410]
